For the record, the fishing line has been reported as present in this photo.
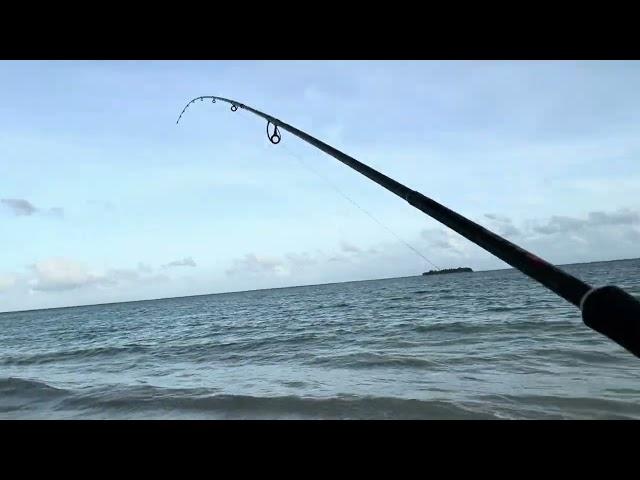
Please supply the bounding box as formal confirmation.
[178,96,439,269]
[176,94,640,361]
[277,141,441,271]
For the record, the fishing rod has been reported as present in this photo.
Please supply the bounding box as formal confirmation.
[177,95,640,360]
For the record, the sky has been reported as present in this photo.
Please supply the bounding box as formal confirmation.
[1,60,639,312]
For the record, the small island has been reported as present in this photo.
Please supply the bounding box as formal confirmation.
[422,267,473,276]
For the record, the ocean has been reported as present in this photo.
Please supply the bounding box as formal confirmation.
[2,258,640,419]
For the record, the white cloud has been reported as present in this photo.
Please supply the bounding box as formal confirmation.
[226,254,288,276]
[285,252,317,268]
[26,258,172,294]
[222,206,640,285]
[30,258,101,292]
[4,204,638,312]
[137,262,153,273]
[0,274,16,292]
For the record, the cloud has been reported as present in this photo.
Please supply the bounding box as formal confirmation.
[16,205,640,307]
[532,209,640,235]
[0,274,16,292]
[285,252,317,268]
[30,258,101,292]
[453,207,640,267]
[226,254,287,276]
[483,213,521,237]
[103,268,140,284]
[484,213,509,222]
[162,257,197,268]
[588,210,640,226]
[2,198,37,216]
[226,241,412,283]
[1,198,64,218]
[137,262,153,273]
[103,267,169,286]
[26,258,172,294]
[340,241,361,253]
[420,229,461,251]
[533,216,583,235]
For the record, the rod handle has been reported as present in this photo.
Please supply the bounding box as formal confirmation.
[581,285,640,359]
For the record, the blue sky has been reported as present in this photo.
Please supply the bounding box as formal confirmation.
[1,60,640,311]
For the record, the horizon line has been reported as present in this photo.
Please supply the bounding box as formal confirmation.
[1,256,638,315]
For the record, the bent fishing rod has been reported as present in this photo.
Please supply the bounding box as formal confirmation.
[177,95,640,360]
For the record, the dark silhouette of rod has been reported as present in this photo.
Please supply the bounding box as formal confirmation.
[177,95,640,360]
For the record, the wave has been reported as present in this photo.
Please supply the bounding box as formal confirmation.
[0,378,493,419]
[0,377,69,414]
[0,376,494,419]
[0,377,67,396]
[308,352,440,369]
[483,306,530,312]
[413,318,581,335]
[413,322,489,335]
[0,344,149,366]
[4,377,639,419]
[475,393,640,419]
[527,348,625,364]
[0,333,327,367]
[309,302,352,311]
